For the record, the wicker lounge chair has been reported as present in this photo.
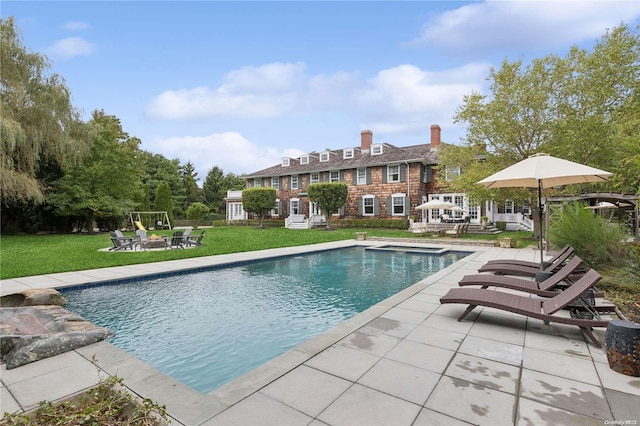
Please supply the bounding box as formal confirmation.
[440,269,620,347]
[459,256,586,297]
[477,244,575,277]
[483,245,574,269]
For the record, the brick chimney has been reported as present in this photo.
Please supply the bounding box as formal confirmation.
[430,124,441,150]
[361,130,372,151]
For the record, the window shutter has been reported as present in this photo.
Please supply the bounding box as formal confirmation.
[373,197,380,216]
[366,168,371,184]
[400,164,407,182]
[338,206,344,216]
[382,166,387,183]
[358,198,363,215]
[339,170,343,181]
[386,196,392,215]
[279,177,284,190]
[405,196,410,213]
[426,166,433,183]
[352,169,357,185]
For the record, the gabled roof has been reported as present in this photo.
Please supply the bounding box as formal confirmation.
[245,143,439,178]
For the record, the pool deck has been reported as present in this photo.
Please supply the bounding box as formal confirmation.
[2,240,639,425]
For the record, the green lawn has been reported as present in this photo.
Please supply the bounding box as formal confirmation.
[0,227,535,279]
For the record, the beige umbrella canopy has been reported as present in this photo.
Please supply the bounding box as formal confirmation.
[477,153,613,277]
[416,200,457,210]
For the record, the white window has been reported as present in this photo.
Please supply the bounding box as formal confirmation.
[387,165,400,182]
[522,204,531,215]
[282,158,290,167]
[343,148,354,159]
[253,178,261,187]
[310,172,320,184]
[371,144,383,155]
[319,151,330,162]
[446,166,461,182]
[271,177,279,189]
[391,194,406,216]
[272,199,280,216]
[363,195,375,216]
[300,155,309,165]
[290,198,300,214]
[291,175,299,190]
[357,168,367,185]
[330,171,340,182]
[505,200,514,214]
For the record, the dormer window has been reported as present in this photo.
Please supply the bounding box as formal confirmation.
[282,158,290,167]
[319,151,330,162]
[300,155,309,165]
[371,144,383,155]
[343,148,354,159]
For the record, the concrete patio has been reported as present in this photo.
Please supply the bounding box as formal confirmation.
[1,241,639,425]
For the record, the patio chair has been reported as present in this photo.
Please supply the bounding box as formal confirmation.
[440,269,621,347]
[445,223,461,237]
[483,245,574,269]
[477,244,575,277]
[170,230,185,248]
[459,256,589,297]
[185,230,205,247]
[109,231,135,251]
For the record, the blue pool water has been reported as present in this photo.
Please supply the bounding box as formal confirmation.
[62,247,469,393]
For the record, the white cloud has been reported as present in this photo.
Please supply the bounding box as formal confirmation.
[354,63,489,136]
[63,21,89,31]
[153,132,305,176]
[46,37,94,60]
[145,60,486,140]
[411,1,640,54]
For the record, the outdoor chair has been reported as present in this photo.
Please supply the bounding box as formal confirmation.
[477,244,575,277]
[445,223,461,237]
[109,231,135,251]
[459,256,593,297]
[483,245,574,270]
[186,230,205,247]
[170,230,185,249]
[440,269,622,347]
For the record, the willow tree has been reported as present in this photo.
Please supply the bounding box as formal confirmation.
[1,17,90,205]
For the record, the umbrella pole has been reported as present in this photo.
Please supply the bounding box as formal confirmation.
[535,181,549,282]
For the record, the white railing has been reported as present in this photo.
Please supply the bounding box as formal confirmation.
[285,214,310,229]
[494,213,534,231]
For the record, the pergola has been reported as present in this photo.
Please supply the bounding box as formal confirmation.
[545,192,639,243]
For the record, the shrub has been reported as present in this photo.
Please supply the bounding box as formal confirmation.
[548,202,626,268]
[495,221,507,231]
[186,202,210,229]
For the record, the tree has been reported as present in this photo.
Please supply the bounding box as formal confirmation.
[154,182,174,228]
[186,202,210,229]
[203,166,225,212]
[47,110,143,232]
[180,161,202,209]
[1,17,91,205]
[439,24,640,237]
[242,187,276,228]
[140,152,183,209]
[308,182,348,229]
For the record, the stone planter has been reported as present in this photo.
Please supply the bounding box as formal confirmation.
[355,232,367,241]
[605,320,640,376]
[497,237,513,248]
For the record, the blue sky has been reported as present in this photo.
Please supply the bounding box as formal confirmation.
[4,1,640,180]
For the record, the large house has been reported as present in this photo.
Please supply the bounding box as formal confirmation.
[226,124,533,230]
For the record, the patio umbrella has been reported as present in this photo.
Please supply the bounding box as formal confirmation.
[477,153,613,278]
[416,199,457,223]
[584,201,617,209]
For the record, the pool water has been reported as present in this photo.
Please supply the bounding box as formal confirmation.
[62,247,469,393]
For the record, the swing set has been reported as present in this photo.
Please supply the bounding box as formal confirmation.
[128,211,172,230]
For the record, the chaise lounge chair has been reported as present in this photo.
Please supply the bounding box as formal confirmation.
[482,245,574,269]
[440,269,621,347]
[477,244,575,277]
[459,256,586,297]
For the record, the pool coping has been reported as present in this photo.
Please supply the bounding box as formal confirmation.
[3,240,638,425]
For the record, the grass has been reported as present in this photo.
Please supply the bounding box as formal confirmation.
[0,227,534,279]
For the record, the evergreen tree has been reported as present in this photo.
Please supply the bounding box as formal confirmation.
[154,182,174,227]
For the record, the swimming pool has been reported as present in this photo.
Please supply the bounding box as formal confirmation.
[61,247,469,393]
